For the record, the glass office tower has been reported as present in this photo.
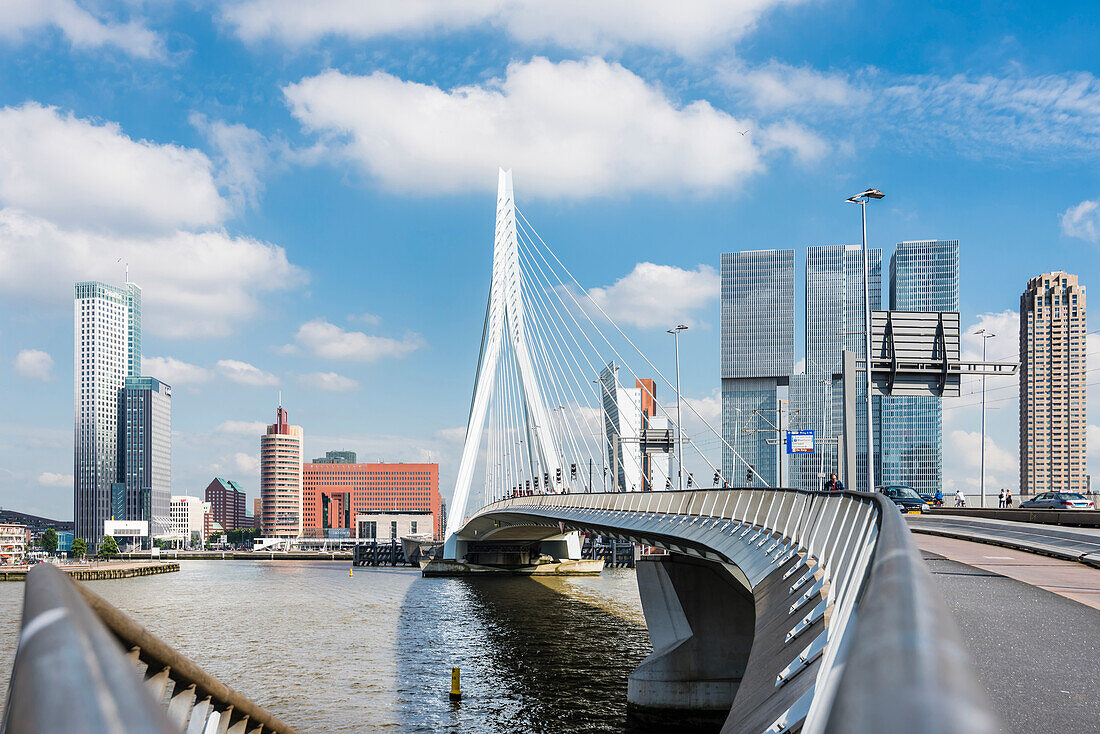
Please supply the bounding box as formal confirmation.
[120,376,172,537]
[720,250,795,486]
[880,241,959,496]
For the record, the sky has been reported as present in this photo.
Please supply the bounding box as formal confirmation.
[0,0,1097,520]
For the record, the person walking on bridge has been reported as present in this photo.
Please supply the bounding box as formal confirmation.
[955,489,966,507]
[1005,488,1013,508]
[824,473,844,492]
[998,488,1006,508]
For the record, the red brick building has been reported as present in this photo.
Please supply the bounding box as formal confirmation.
[204,477,247,532]
[303,462,442,539]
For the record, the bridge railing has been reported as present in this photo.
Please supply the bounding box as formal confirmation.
[466,488,998,734]
[3,563,297,734]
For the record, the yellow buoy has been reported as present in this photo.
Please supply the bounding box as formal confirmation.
[449,667,461,700]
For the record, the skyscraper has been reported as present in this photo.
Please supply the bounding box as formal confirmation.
[790,245,882,492]
[119,376,172,537]
[74,281,142,542]
[720,250,795,486]
[1019,272,1088,494]
[260,406,303,537]
[880,241,959,496]
[600,364,668,491]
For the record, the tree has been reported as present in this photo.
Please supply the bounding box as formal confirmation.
[100,535,119,559]
[41,529,58,554]
[70,537,86,559]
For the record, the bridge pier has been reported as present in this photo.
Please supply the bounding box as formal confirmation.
[628,553,755,729]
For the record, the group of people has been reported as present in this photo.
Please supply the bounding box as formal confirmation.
[998,488,1014,508]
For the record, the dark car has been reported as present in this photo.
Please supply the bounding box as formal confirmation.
[1019,492,1095,510]
[877,485,930,514]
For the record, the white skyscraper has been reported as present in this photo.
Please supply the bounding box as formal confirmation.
[74,281,142,543]
[599,363,668,491]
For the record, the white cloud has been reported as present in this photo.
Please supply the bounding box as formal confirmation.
[435,426,467,443]
[225,0,803,55]
[1061,200,1100,244]
[0,209,305,337]
[14,349,54,381]
[298,371,360,391]
[958,311,1020,399]
[190,113,272,211]
[37,471,72,488]
[587,262,720,328]
[943,429,1017,492]
[217,420,268,435]
[0,103,225,233]
[0,0,162,58]
[720,61,868,111]
[143,356,212,385]
[284,57,770,198]
[234,452,260,474]
[349,312,382,326]
[217,359,279,386]
[295,319,424,361]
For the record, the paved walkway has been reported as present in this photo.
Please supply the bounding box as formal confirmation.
[907,514,1100,566]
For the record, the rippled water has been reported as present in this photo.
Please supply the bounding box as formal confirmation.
[0,562,653,733]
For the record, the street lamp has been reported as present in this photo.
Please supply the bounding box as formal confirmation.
[667,325,689,491]
[975,329,995,507]
[845,188,884,494]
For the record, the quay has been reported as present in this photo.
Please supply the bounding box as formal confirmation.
[0,560,179,582]
[120,550,353,561]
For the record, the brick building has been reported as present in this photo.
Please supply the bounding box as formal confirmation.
[303,462,442,539]
[204,477,247,532]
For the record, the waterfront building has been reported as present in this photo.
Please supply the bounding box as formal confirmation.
[170,496,209,545]
[600,365,668,491]
[1020,272,1088,494]
[0,524,26,565]
[119,377,172,537]
[253,498,262,528]
[720,250,796,487]
[260,406,304,537]
[74,281,141,543]
[312,451,357,464]
[790,245,882,493]
[204,477,247,532]
[355,512,433,541]
[302,462,442,539]
[878,241,959,496]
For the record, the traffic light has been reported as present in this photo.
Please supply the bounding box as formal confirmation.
[555,468,562,484]
[713,470,721,487]
[570,463,577,477]
[666,477,672,490]
[534,475,540,489]
[746,468,754,483]
[686,473,694,488]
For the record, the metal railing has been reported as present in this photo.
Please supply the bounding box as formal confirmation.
[3,563,296,734]
[462,488,1001,734]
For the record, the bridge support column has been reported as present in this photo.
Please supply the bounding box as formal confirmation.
[628,553,754,728]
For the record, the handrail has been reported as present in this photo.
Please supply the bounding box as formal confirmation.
[4,563,297,734]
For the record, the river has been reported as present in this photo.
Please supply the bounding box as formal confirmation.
[0,561,653,733]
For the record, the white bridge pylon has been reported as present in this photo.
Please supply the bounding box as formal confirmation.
[444,169,562,550]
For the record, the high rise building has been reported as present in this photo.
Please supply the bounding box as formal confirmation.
[74,281,142,543]
[599,365,669,491]
[879,241,959,496]
[790,245,882,493]
[720,250,795,486]
[1019,272,1088,494]
[204,477,247,532]
[119,377,172,537]
[312,450,357,464]
[302,462,443,538]
[170,495,208,544]
[260,406,303,537]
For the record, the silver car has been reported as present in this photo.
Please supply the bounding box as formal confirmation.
[1018,492,1095,510]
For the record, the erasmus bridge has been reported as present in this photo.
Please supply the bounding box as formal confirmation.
[3,170,1005,734]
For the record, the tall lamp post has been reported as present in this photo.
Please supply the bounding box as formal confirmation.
[975,329,995,507]
[667,325,689,491]
[846,188,885,494]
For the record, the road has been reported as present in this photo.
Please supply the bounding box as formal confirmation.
[908,514,1100,565]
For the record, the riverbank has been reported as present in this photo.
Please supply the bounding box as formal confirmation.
[0,561,179,582]
[120,550,353,561]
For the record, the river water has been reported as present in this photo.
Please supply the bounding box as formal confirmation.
[0,562,653,733]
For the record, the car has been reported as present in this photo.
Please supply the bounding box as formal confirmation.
[1019,492,1095,510]
[877,485,930,514]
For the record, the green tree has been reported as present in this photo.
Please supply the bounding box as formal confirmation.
[100,535,119,559]
[70,537,86,559]
[41,529,58,554]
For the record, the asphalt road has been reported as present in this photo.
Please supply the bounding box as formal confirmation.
[909,515,1100,565]
[923,550,1100,734]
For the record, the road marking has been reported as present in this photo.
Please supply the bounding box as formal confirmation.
[984,556,1013,560]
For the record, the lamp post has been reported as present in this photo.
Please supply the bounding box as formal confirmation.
[975,329,995,507]
[845,188,884,493]
[820,377,829,490]
[667,325,689,491]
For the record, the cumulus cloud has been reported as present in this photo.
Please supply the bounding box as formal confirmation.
[0,0,162,58]
[435,426,467,443]
[298,371,360,391]
[225,0,803,55]
[234,452,260,474]
[295,319,424,361]
[143,356,212,385]
[217,359,279,386]
[1061,200,1100,243]
[284,57,772,198]
[0,103,226,233]
[14,349,54,381]
[943,429,1018,492]
[190,113,273,211]
[37,471,73,488]
[587,262,720,328]
[217,420,268,435]
[720,61,868,111]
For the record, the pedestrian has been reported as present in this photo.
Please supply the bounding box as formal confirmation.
[998,488,1006,508]
[955,489,966,507]
[1005,489,1013,508]
[824,473,844,492]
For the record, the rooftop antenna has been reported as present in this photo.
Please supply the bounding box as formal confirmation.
[278,390,282,407]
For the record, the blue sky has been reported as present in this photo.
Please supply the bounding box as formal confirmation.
[0,0,1097,519]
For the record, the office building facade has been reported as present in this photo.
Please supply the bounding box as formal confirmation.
[312,451,357,464]
[260,406,304,537]
[170,496,209,544]
[599,365,669,492]
[119,376,171,537]
[879,241,959,496]
[720,250,796,487]
[74,281,141,543]
[205,477,248,532]
[302,462,442,539]
[1020,272,1088,494]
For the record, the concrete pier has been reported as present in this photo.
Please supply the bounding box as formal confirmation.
[0,561,179,582]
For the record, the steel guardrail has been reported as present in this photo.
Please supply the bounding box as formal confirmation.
[4,563,296,734]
